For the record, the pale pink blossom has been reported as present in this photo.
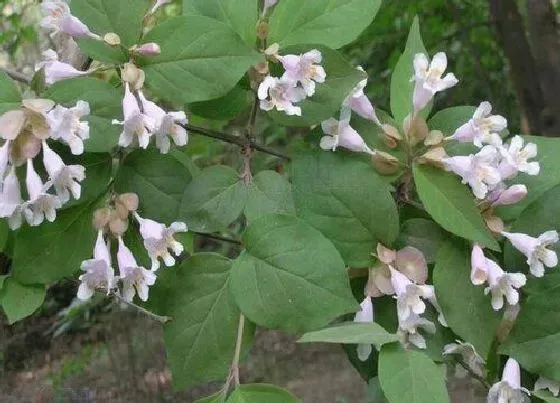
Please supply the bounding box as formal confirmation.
[41,0,101,40]
[117,237,157,302]
[22,159,62,226]
[342,67,380,124]
[47,100,90,155]
[398,312,436,349]
[0,166,23,229]
[412,52,458,113]
[258,76,306,116]
[488,184,527,207]
[42,141,85,203]
[499,136,540,179]
[353,296,374,361]
[484,259,526,310]
[112,84,156,149]
[135,43,161,56]
[279,49,326,96]
[488,358,530,403]
[390,267,434,322]
[320,118,374,154]
[502,231,558,277]
[78,230,116,300]
[448,101,506,147]
[35,49,89,86]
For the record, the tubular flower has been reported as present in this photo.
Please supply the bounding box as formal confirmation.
[258,76,306,116]
[501,231,559,277]
[488,358,530,403]
[77,230,116,300]
[412,52,458,113]
[448,101,506,147]
[278,49,326,97]
[117,237,157,302]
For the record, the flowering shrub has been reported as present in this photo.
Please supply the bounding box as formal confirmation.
[2,1,560,402]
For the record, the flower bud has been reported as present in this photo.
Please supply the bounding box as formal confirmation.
[491,184,527,206]
[135,42,161,56]
[395,246,428,284]
[381,124,401,149]
[417,146,447,167]
[0,110,26,140]
[117,193,139,212]
[403,114,429,146]
[122,62,145,90]
[104,32,121,46]
[470,244,488,285]
[255,61,269,75]
[484,213,504,233]
[372,151,400,175]
[256,21,269,40]
[264,43,280,57]
[92,207,112,230]
[115,201,129,220]
[109,215,129,236]
[424,130,444,146]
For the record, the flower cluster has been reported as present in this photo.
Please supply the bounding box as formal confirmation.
[0,98,90,229]
[353,244,445,359]
[77,193,187,302]
[258,48,326,116]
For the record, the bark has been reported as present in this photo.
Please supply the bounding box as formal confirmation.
[526,0,560,136]
[489,0,544,135]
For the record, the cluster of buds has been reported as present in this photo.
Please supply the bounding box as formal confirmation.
[0,98,90,229]
[258,46,326,116]
[353,244,446,359]
[79,192,188,302]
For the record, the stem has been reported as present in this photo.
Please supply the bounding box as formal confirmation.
[0,67,31,84]
[112,292,171,323]
[455,358,491,390]
[180,123,291,161]
[224,314,246,393]
[194,231,242,245]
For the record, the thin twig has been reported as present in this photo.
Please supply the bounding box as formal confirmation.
[455,358,491,390]
[224,314,246,393]
[180,123,291,161]
[194,231,242,245]
[0,67,31,84]
[112,292,171,323]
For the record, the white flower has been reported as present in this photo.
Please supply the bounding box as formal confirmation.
[442,145,502,199]
[117,237,157,302]
[22,159,62,226]
[279,49,326,97]
[353,296,374,361]
[257,76,306,116]
[320,118,374,154]
[42,141,85,203]
[398,312,436,350]
[341,67,380,125]
[40,0,101,40]
[488,358,530,403]
[471,243,489,285]
[390,267,434,322]
[443,340,485,377]
[112,83,156,149]
[0,166,23,229]
[263,0,279,14]
[35,49,89,86]
[47,100,90,155]
[0,141,11,181]
[134,212,187,270]
[501,231,559,277]
[137,91,188,154]
[534,377,560,397]
[499,136,540,179]
[150,0,172,14]
[78,230,116,300]
[448,102,507,147]
[412,52,459,113]
[484,259,526,311]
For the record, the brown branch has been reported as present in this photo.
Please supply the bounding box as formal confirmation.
[0,67,31,84]
[193,232,242,245]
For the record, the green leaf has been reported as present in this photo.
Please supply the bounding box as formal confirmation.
[183,0,258,47]
[293,151,399,267]
[268,0,381,49]
[194,391,227,403]
[115,149,196,224]
[12,202,97,284]
[159,254,254,390]
[378,343,449,403]
[434,241,501,357]
[189,84,253,121]
[390,17,428,125]
[413,164,499,251]
[269,45,365,127]
[227,384,299,403]
[298,322,398,345]
[244,170,295,223]
[230,214,357,333]
[366,378,388,403]
[0,278,46,324]
[428,106,476,136]
[500,272,560,380]
[497,136,560,220]
[141,16,262,104]
[71,0,151,62]
[397,218,447,264]
[0,71,21,114]
[43,78,122,153]
[0,220,9,252]
[504,184,560,272]
[180,165,246,233]
[534,390,560,403]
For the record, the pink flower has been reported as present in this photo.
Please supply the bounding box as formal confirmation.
[488,358,529,402]
[448,101,506,147]
[412,52,458,113]
[35,50,89,86]
[279,49,326,96]
[502,231,558,277]
[258,76,306,116]
[488,184,527,207]
[320,118,374,154]
[78,230,116,300]
[353,296,374,361]
[41,0,101,40]
[484,259,526,310]
[117,237,157,302]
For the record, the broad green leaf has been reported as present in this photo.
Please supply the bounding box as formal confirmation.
[534,390,560,403]
[227,384,299,403]
[180,165,246,233]
[12,201,98,284]
[428,106,476,136]
[0,275,6,290]
[44,78,122,152]
[141,16,262,104]
[0,71,21,114]
[189,84,253,121]
[378,344,449,403]
[0,220,9,252]
[413,164,500,250]
[160,254,254,390]
[115,149,196,224]
[504,184,560,272]
[298,322,398,345]
[390,17,428,125]
[268,0,381,49]
[194,392,227,403]
[366,378,388,403]
[230,214,357,333]
[71,0,151,62]
[269,45,365,127]
[183,0,258,47]
[244,170,295,223]
[497,136,560,220]
[397,218,447,264]
[434,241,501,357]
[293,151,399,267]
[0,279,46,324]
[500,272,560,380]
